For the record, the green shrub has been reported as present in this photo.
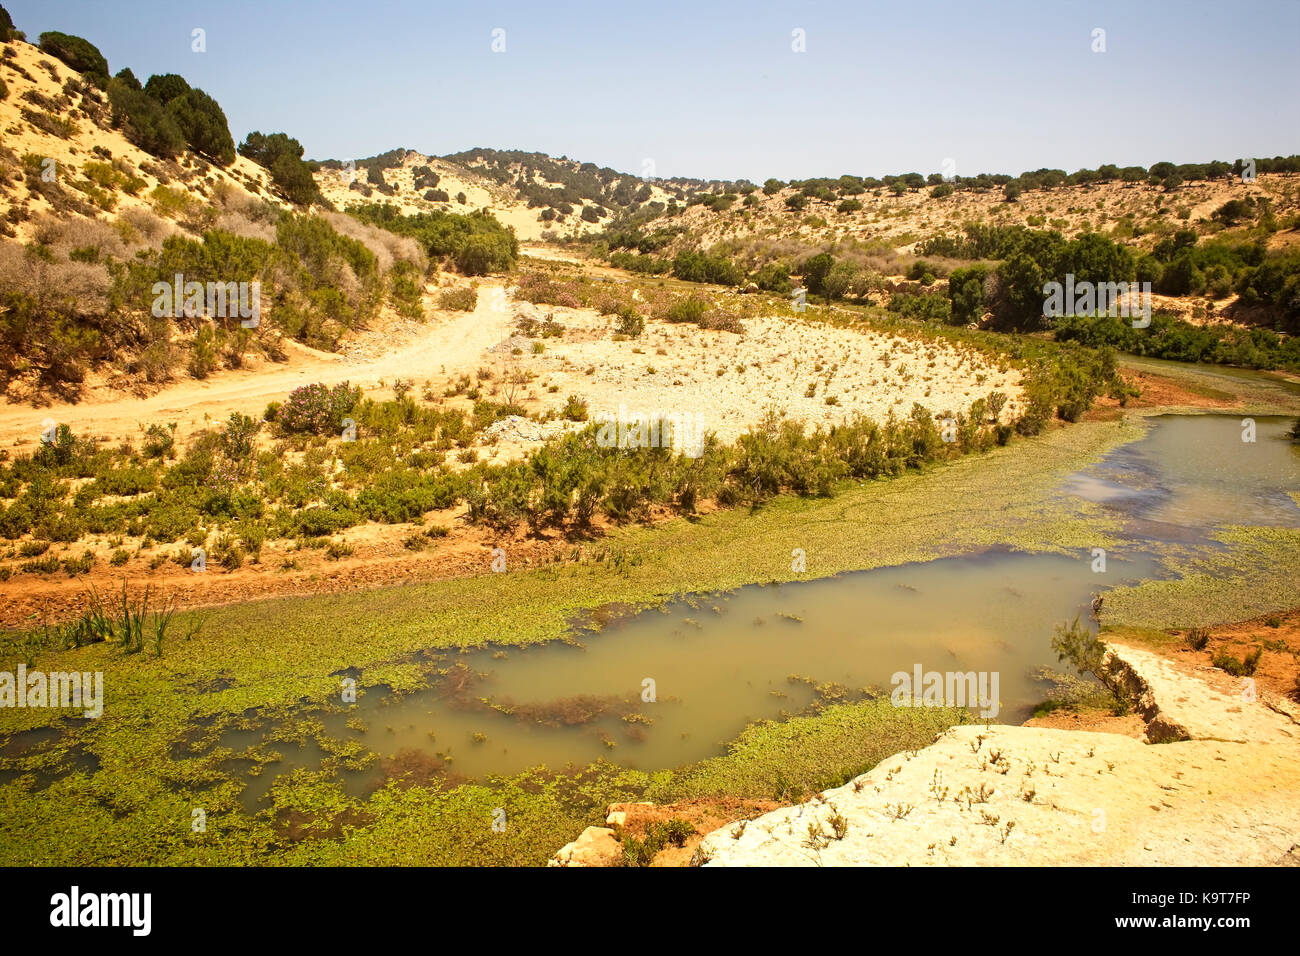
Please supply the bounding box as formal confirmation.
[1211,646,1262,677]
[348,204,517,274]
[438,287,478,311]
[278,382,361,435]
[561,395,588,421]
[38,31,108,86]
[664,297,707,324]
[615,306,644,337]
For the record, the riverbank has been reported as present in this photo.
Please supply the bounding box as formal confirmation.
[1,364,1297,866]
[552,610,1300,866]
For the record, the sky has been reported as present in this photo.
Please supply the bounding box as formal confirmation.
[8,0,1299,183]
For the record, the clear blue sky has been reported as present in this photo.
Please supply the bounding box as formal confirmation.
[9,0,1298,182]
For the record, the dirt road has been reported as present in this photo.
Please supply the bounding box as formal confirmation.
[1,284,515,444]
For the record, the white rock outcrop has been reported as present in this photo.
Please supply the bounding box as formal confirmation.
[697,643,1300,867]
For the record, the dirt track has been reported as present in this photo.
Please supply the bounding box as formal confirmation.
[1,284,515,446]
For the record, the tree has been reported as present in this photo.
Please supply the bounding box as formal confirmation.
[822,261,859,301]
[992,252,1048,329]
[144,73,193,104]
[929,183,955,199]
[763,178,784,195]
[240,131,321,205]
[270,152,321,206]
[107,78,185,158]
[784,194,807,211]
[38,32,109,87]
[0,5,16,41]
[799,253,835,297]
[167,87,236,165]
[1051,616,1126,709]
[948,265,989,324]
[1003,180,1022,202]
[114,67,142,91]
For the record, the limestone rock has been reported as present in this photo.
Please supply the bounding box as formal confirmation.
[695,641,1300,867]
[548,826,622,867]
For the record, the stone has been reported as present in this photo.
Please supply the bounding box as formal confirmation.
[548,826,622,867]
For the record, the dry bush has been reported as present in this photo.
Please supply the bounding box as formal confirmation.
[0,239,111,312]
[210,183,280,242]
[117,207,177,248]
[322,210,426,274]
[29,213,131,260]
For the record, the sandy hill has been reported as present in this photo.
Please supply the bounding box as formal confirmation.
[0,37,285,243]
[313,147,677,241]
[643,172,1300,261]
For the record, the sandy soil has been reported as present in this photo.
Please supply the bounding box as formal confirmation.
[504,295,1023,447]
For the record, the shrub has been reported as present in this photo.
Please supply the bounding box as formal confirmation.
[456,232,514,275]
[438,286,478,311]
[672,249,743,286]
[1211,646,1262,677]
[615,306,644,337]
[141,423,176,458]
[561,395,588,421]
[664,297,707,324]
[38,32,108,86]
[278,382,362,435]
[388,260,425,319]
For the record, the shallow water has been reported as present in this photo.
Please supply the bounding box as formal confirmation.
[311,549,1157,791]
[6,413,1298,811]
[211,413,1298,808]
[1063,415,1300,532]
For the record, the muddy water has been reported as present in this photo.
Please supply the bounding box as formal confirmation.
[202,414,1296,808]
[318,550,1157,791]
[6,413,1295,809]
[1064,414,1300,533]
